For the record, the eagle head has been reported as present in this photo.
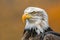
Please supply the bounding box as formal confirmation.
[22,7,49,35]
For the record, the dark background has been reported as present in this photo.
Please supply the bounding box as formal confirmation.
[0,0,60,40]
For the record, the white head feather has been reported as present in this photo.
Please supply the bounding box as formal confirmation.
[24,7,49,35]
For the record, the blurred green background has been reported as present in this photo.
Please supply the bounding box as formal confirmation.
[0,0,60,40]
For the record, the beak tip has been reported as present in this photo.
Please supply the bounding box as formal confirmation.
[22,14,27,23]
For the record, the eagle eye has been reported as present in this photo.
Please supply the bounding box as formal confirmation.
[29,11,42,16]
[30,11,36,14]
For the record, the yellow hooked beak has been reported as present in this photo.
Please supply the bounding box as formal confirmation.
[22,13,32,23]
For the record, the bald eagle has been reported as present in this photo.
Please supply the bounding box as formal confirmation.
[22,7,60,40]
